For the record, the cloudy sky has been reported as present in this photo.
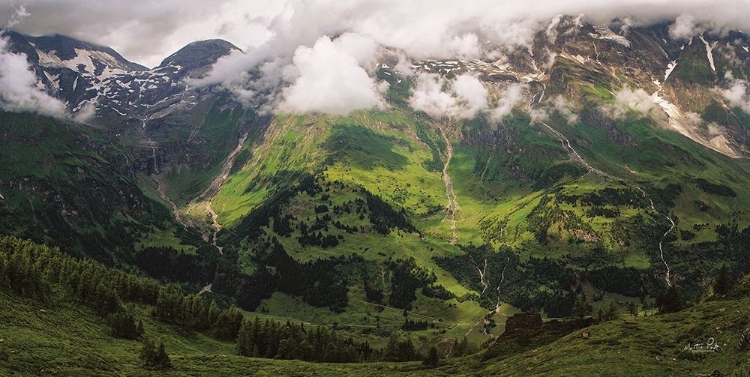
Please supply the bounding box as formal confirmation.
[1,0,748,118]
[1,0,747,68]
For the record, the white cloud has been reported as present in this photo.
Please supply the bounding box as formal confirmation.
[279,35,384,115]
[3,0,750,115]
[452,74,490,118]
[0,7,65,116]
[669,13,705,40]
[550,95,579,124]
[409,73,462,118]
[719,79,750,114]
[603,86,657,119]
[491,83,528,120]
[408,72,489,119]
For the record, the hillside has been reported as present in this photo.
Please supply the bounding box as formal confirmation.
[1,9,750,371]
[1,236,748,376]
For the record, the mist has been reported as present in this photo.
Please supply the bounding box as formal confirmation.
[0,7,65,117]
[1,0,749,117]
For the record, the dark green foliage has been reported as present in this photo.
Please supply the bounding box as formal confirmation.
[714,264,733,296]
[402,318,429,331]
[601,300,619,321]
[324,125,408,171]
[215,240,349,312]
[134,245,217,285]
[656,286,684,313]
[421,283,454,300]
[236,317,374,362]
[573,295,592,319]
[451,337,472,357]
[531,163,587,191]
[109,307,143,339]
[214,305,244,340]
[387,258,434,310]
[414,122,444,172]
[583,267,655,298]
[0,236,419,366]
[140,337,171,370]
[422,346,439,369]
[383,333,420,362]
[362,189,417,235]
[695,178,736,197]
[0,111,171,265]
[272,214,294,236]
[434,246,575,317]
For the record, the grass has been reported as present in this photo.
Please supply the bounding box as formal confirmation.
[4,276,750,376]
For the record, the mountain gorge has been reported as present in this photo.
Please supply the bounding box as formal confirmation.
[2,11,750,376]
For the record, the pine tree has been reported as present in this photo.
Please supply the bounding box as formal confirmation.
[140,337,171,369]
[237,319,255,356]
[208,300,221,326]
[656,285,683,313]
[573,295,592,319]
[714,264,733,296]
[603,299,618,321]
[422,346,439,369]
[137,320,145,337]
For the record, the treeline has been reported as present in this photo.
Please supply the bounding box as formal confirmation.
[362,189,417,235]
[236,317,374,362]
[134,245,217,285]
[557,187,650,208]
[0,236,429,364]
[215,239,350,312]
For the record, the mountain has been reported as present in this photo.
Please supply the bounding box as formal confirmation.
[1,16,750,375]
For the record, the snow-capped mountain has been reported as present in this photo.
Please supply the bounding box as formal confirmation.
[4,31,239,120]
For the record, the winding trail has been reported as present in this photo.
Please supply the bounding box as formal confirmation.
[437,123,460,244]
[539,121,675,286]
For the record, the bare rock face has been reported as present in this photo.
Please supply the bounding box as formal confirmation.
[504,310,544,333]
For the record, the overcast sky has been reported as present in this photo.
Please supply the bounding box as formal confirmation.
[1,0,748,68]
[2,0,749,118]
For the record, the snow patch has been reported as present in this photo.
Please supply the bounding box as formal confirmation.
[43,72,60,89]
[664,61,677,82]
[699,35,717,72]
[651,93,739,158]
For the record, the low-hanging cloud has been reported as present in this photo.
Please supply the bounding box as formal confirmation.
[280,34,384,115]
[719,79,750,114]
[2,0,750,116]
[409,73,489,119]
[603,86,658,119]
[0,7,65,116]
[550,95,579,124]
[491,83,528,121]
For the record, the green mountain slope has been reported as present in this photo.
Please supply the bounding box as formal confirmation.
[0,111,184,264]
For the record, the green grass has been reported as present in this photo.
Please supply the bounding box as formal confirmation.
[4,276,750,376]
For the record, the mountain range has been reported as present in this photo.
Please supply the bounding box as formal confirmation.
[1,15,750,375]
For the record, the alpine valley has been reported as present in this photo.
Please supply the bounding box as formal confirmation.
[1,11,750,376]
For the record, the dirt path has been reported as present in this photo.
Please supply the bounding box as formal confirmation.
[348,298,440,321]
[437,123,460,244]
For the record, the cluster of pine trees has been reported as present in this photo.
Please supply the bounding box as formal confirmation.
[0,236,436,366]
[236,317,374,362]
